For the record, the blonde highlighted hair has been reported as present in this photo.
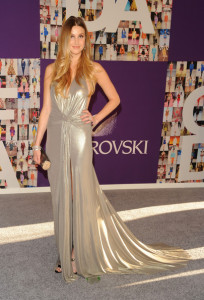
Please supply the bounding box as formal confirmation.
[51,16,96,97]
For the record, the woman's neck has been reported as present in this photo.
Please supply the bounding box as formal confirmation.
[70,53,81,69]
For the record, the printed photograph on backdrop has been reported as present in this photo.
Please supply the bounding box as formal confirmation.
[0,59,40,188]
[39,0,174,61]
[157,60,204,183]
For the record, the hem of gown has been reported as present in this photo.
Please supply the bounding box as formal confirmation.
[61,260,190,284]
[60,255,190,284]
[55,244,191,283]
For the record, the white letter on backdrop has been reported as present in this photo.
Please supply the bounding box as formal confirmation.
[0,88,19,188]
[178,87,204,181]
[66,0,154,33]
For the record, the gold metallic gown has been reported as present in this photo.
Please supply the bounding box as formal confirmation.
[46,77,190,283]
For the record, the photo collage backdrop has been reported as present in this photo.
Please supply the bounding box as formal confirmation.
[40,0,173,61]
[0,59,40,188]
[1,0,203,188]
[157,61,204,183]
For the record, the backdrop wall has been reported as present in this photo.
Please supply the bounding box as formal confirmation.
[0,0,203,189]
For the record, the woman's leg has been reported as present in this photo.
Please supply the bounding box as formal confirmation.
[70,160,77,273]
[55,160,77,273]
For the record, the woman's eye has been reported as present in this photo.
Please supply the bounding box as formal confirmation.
[79,35,84,38]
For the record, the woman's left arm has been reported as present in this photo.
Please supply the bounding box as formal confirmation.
[81,62,120,127]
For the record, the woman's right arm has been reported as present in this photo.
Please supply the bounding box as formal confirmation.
[33,63,54,164]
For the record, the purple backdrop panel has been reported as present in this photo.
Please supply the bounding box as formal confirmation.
[38,61,167,186]
[169,0,204,61]
[0,0,39,58]
[0,0,203,61]
[92,61,168,184]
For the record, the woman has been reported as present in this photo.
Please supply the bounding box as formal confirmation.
[33,16,190,284]
[154,13,158,29]
[21,59,26,75]
[21,108,25,123]
[43,25,49,42]
[41,5,48,24]
[130,0,137,11]
[55,25,58,42]
[42,41,47,59]
[53,8,59,26]
[121,26,126,44]
[32,59,39,76]
[7,59,16,75]
[119,44,125,55]
[169,61,173,77]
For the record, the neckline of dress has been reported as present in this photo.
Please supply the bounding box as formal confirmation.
[53,76,88,99]
[64,77,76,98]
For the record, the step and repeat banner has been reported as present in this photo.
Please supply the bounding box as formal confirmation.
[40,0,172,61]
[0,0,203,188]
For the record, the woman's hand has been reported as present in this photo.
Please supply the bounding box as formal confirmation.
[80,110,98,127]
[33,150,41,165]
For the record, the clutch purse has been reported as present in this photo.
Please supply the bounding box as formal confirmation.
[40,148,51,170]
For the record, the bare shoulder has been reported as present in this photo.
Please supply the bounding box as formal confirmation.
[45,62,55,76]
[93,61,105,74]
[44,62,55,83]
[92,62,120,104]
[93,62,108,83]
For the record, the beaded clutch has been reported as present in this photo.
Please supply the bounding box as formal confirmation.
[40,148,51,170]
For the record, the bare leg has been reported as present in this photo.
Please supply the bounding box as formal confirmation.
[70,160,77,273]
[55,161,77,273]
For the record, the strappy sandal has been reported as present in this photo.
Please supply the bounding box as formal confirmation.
[55,260,77,274]
[55,264,62,273]
[71,257,77,274]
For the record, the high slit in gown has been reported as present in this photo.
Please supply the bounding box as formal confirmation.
[46,77,190,283]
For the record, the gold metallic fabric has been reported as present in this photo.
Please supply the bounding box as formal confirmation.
[46,78,190,283]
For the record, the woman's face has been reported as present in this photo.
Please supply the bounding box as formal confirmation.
[68,25,85,56]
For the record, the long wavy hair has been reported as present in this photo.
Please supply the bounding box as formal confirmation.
[51,16,96,97]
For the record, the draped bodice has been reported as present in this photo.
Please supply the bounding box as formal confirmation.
[48,77,89,126]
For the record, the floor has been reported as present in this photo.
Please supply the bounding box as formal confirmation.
[0,188,203,300]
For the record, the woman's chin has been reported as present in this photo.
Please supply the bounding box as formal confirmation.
[70,48,83,55]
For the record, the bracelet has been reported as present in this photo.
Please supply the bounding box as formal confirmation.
[32,145,42,151]
[91,115,95,126]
